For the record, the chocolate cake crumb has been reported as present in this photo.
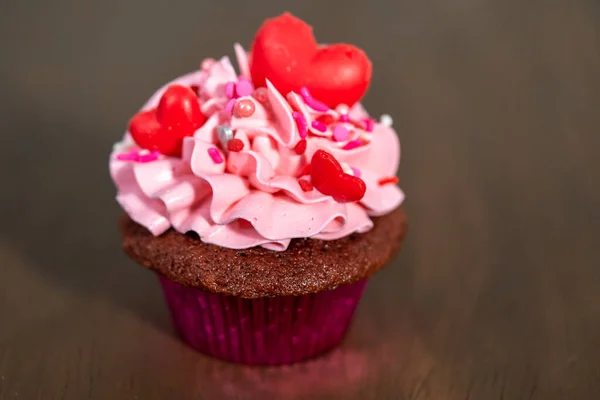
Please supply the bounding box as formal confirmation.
[121,207,407,298]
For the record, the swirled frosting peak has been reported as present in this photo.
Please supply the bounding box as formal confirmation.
[110,46,404,251]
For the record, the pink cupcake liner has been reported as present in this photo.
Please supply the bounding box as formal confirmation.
[158,275,368,365]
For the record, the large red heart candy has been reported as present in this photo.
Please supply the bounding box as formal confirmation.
[129,85,205,157]
[250,13,372,108]
[310,150,366,202]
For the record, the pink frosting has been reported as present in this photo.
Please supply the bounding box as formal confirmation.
[110,46,404,251]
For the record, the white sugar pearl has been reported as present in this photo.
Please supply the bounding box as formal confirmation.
[380,114,393,127]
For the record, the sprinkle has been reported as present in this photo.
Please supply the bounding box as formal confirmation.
[339,114,350,122]
[200,58,215,71]
[116,151,138,161]
[253,87,268,103]
[298,179,314,192]
[380,114,393,127]
[137,150,160,163]
[316,114,336,125]
[227,138,244,152]
[336,104,350,115]
[217,125,234,148]
[292,112,308,138]
[224,98,236,114]
[311,120,327,132]
[225,82,236,98]
[294,139,307,155]
[190,85,200,96]
[332,125,350,142]
[207,147,223,164]
[298,163,311,177]
[343,140,362,150]
[234,99,256,118]
[299,87,330,112]
[378,176,399,186]
[235,78,254,97]
[363,118,375,132]
[351,167,361,178]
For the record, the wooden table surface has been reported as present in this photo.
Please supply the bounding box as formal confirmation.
[1,1,599,399]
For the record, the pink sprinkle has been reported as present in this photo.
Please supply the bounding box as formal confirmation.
[339,114,350,122]
[363,118,375,132]
[201,58,215,71]
[299,87,330,112]
[207,147,223,164]
[224,98,236,114]
[235,78,254,97]
[137,150,160,163]
[225,82,236,98]
[292,111,308,138]
[343,140,362,150]
[351,167,361,178]
[116,150,138,161]
[332,125,350,142]
[311,120,327,132]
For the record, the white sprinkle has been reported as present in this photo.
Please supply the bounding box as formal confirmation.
[217,125,234,148]
[138,149,150,156]
[380,114,393,127]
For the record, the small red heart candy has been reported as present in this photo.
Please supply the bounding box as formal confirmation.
[129,85,206,157]
[250,13,372,108]
[310,150,366,202]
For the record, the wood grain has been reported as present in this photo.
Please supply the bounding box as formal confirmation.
[1,0,599,399]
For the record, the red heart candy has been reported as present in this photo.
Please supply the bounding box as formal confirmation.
[129,85,205,157]
[310,150,366,203]
[250,13,372,108]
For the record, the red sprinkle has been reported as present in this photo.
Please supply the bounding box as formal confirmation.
[339,114,350,122]
[227,138,244,152]
[298,179,314,192]
[207,147,223,164]
[378,176,399,186]
[343,140,362,150]
[363,118,375,132]
[190,85,200,96]
[294,139,307,155]
[316,114,336,126]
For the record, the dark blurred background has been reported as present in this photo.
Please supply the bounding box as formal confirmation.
[1,1,599,399]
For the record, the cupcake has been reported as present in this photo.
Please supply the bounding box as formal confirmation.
[110,12,406,365]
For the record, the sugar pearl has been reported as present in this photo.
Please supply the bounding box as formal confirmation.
[234,99,255,118]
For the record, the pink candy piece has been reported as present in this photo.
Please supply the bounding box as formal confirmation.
[343,140,362,150]
[235,78,254,97]
[137,150,160,163]
[207,147,224,164]
[339,114,350,122]
[332,125,350,142]
[201,58,215,71]
[292,111,308,139]
[299,87,330,112]
[117,149,160,163]
[363,118,375,132]
[225,82,236,98]
[224,98,236,115]
[311,120,327,133]
[351,167,361,178]
[116,150,138,161]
